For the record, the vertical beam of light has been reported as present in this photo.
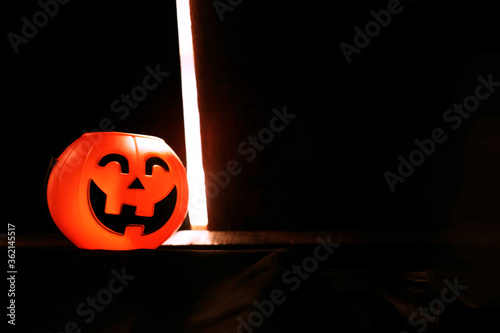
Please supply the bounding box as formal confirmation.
[175,0,208,229]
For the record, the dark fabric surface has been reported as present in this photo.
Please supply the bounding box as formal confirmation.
[10,247,499,332]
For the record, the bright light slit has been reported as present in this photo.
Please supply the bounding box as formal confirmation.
[175,0,208,229]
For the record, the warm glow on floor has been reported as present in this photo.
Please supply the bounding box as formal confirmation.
[176,0,208,229]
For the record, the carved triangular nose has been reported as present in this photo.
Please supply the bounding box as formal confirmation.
[128,177,145,189]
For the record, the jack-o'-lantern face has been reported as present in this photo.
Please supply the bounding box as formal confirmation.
[89,153,178,236]
[47,132,189,250]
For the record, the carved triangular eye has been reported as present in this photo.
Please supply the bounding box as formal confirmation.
[98,154,129,174]
[145,157,169,175]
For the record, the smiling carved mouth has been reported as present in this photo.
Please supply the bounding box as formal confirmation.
[88,180,177,235]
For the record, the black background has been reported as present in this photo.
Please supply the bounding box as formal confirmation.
[3,1,500,332]
[3,0,500,234]
[4,0,185,233]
